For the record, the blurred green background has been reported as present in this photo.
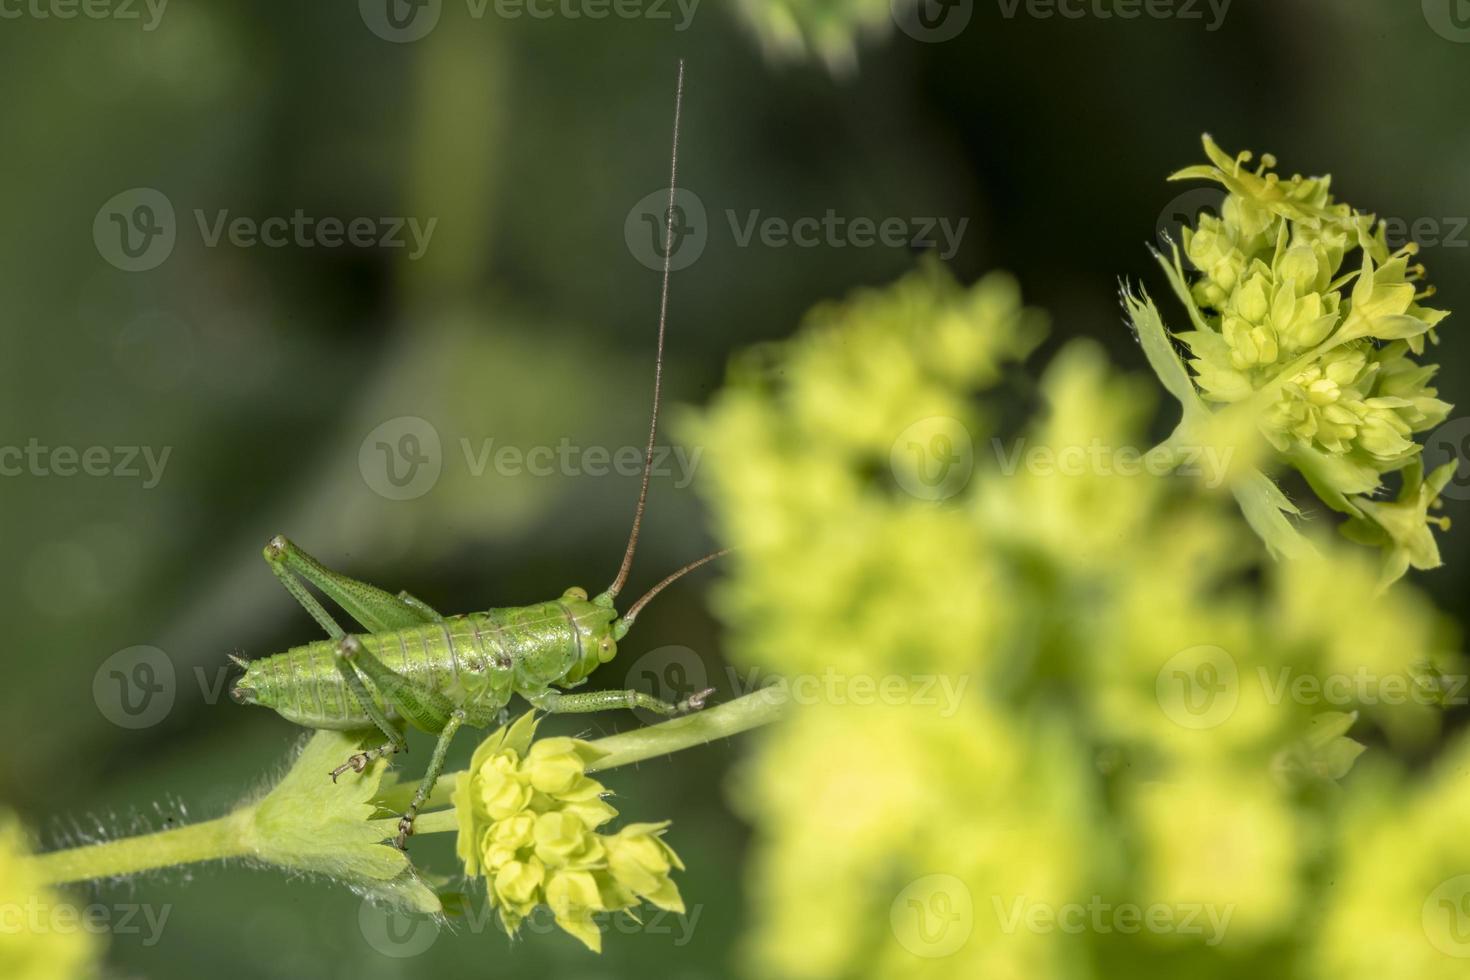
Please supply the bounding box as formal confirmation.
[2,1,1468,976]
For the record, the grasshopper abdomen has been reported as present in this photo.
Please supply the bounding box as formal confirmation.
[233,595,619,730]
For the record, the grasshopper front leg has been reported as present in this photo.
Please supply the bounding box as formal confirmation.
[529,686,714,717]
[396,709,466,849]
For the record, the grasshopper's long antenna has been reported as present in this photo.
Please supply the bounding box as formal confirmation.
[616,548,729,637]
[607,58,686,600]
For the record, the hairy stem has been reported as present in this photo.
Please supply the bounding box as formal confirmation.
[30,811,254,885]
[31,689,788,886]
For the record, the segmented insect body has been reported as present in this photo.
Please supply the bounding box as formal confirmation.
[234,592,620,730]
[228,62,721,850]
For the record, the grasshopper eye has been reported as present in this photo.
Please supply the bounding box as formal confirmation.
[563,586,588,601]
[598,636,617,663]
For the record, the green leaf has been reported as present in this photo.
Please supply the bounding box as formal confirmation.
[1368,314,1436,341]
[245,730,440,914]
[1230,467,1318,561]
[1122,284,1204,416]
[1286,444,1376,517]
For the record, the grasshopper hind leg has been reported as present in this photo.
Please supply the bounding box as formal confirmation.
[263,535,444,637]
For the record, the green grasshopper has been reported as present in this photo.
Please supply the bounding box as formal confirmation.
[229,62,722,850]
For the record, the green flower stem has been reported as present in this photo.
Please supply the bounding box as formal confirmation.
[31,811,254,886]
[376,688,790,834]
[586,688,788,770]
[31,689,788,886]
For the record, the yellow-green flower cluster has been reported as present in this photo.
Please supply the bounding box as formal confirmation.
[451,712,684,952]
[690,261,1462,979]
[1158,135,1455,580]
[0,813,101,980]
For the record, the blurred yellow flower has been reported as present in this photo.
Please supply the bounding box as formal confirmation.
[0,813,101,980]
[690,259,1462,978]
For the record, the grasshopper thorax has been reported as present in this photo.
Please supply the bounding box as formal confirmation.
[556,586,621,687]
